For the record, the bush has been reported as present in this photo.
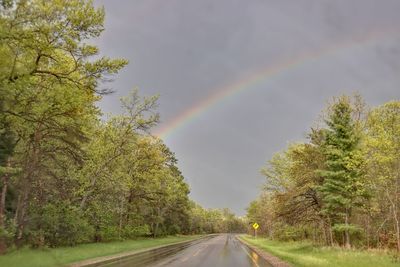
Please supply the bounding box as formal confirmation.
[0,221,16,254]
[29,202,94,247]
[273,224,307,241]
[167,224,181,235]
[122,225,151,239]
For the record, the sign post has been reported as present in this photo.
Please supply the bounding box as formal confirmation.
[252,222,259,238]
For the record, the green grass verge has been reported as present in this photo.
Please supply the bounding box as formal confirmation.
[241,235,399,267]
[0,235,201,267]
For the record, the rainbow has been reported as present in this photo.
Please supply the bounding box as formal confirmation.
[154,30,396,139]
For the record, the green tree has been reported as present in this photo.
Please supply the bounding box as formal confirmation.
[258,142,327,243]
[318,96,365,248]
[0,0,126,247]
[365,101,400,251]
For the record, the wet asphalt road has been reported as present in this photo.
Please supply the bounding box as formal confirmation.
[147,234,272,267]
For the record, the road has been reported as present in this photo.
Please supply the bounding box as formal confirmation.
[100,234,272,267]
[148,234,271,267]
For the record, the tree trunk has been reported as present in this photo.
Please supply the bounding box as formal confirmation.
[153,222,159,238]
[0,160,10,254]
[0,180,7,230]
[118,197,124,240]
[0,159,10,228]
[321,220,328,245]
[392,200,400,253]
[345,211,351,249]
[326,217,334,246]
[386,188,400,252]
[365,218,371,248]
[15,185,29,246]
[15,127,42,246]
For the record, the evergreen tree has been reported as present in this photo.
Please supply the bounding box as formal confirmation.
[318,96,364,248]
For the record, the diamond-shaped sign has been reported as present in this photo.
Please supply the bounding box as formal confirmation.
[252,222,259,230]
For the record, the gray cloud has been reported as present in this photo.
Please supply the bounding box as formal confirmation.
[95,0,400,214]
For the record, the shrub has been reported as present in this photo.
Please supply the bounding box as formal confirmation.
[29,202,93,247]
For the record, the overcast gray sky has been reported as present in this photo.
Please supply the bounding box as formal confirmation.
[94,0,400,215]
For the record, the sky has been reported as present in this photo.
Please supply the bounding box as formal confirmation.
[94,0,400,215]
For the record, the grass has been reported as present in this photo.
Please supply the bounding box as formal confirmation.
[0,235,201,267]
[241,235,400,267]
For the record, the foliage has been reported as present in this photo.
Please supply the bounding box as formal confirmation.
[0,0,243,254]
[317,96,366,248]
[186,202,247,234]
[249,95,400,253]
[364,101,400,251]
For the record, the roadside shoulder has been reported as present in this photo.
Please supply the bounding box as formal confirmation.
[237,236,292,267]
[68,235,210,267]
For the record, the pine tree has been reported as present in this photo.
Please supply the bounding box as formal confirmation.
[318,96,364,248]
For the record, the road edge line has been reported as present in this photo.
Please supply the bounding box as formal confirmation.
[236,235,292,267]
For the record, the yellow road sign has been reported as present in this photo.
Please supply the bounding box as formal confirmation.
[252,222,259,230]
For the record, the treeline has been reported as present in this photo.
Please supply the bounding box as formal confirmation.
[0,0,243,253]
[189,204,247,234]
[247,95,400,252]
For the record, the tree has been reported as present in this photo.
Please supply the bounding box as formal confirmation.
[0,0,241,252]
[365,101,400,251]
[0,0,126,247]
[249,95,400,251]
[259,142,328,243]
[0,112,16,228]
[246,193,276,237]
[317,96,366,248]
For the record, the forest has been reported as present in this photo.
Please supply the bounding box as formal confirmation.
[2,0,400,261]
[247,95,400,253]
[0,0,246,254]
